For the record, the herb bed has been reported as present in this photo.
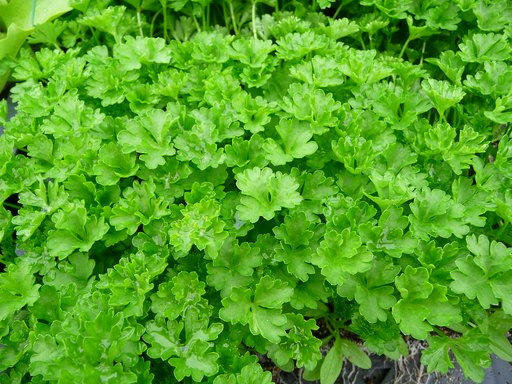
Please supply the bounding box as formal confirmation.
[0,1,511,383]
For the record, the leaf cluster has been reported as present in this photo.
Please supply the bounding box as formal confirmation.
[1,0,512,383]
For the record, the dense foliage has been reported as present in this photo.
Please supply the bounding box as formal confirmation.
[1,0,512,383]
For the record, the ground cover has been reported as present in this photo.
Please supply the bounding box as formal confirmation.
[0,1,511,383]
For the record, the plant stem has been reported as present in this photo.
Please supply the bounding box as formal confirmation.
[31,0,37,27]
[192,14,202,32]
[333,2,343,19]
[162,4,168,41]
[419,40,426,65]
[399,37,410,59]
[359,36,366,50]
[150,9,162,37]
[206,4,210,28]
[3,202,21,210]
[229,1,239,35]
[222,3,230,33]
[252,0,258,39]
[496,222,509,240]
[137,9,144,37]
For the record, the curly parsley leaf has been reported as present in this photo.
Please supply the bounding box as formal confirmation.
[235,167,302,223]
[219,275,293,343]
[47,202,109,258]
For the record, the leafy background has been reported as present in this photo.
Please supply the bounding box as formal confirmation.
[0,0,511,383]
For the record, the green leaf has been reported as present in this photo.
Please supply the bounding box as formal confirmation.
[265,313,322,371]
[340,339,371,369]
[144,318,182,361]
[395,266,433,300]
[85,45,138,106]
[464,61,512,97]
[190,31,232,64]
[254,275,294,309]
[421,78,465,118]
[0,205,12,243]
[174,130,225,170]
[409,187,470,241]
[392,299,432,339]
[0,259,40,321]
[421,335,454,374]
[43,252,95,290]
[320,337,343,384]
[360,0,414,19]
[338,259,399,323]
[263,118,318,164]
[225,135,268,170]
[320,18,360,39]
[0,0,71,31]
[422,331,491,383]
[312,228,373,286]
[276,31,328,60]
[151,271,206,321]
[213,363,274,384]
[78,6,130,42]
[47,202,109,258]
[450,235,512,314]
[473,0,512,31]
[416,1,461,30]
[392,266,435,338]
[113,36,172,70]
[480,311,512,361]
[12,178,68,241]
[168,197,227,259]
[92,142,139,186]
[458,32,512,63]
[289,56,345,88]
[219,276,293,343]
[207,239,262,296]
[339,48,394,84]
[229,37,275,67]
[29,333,65,380]
[98,252,167,317]
[279,83,341,134]
[118,109,177,169]
[350,315,409,360]
[235,167,302,223]
[231,93,274,134]
[426,50,465,85]
[290,272,330,310]
[317,0,336,9]
[110,180,170,236]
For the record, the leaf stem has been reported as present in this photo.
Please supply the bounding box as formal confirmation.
[325,320,336,337]
[150,9,162,37]
[222,3,230,32]
[192,14,202,33]
[252,0,258,39]
[162,4,169,41]
[3,202,21,210]
[359,36,366,50]
[333,3,343,19]
[137,9,144,37]
[229,1,239,35]
[31,0,37,27]
[496,222,509,240]
[399,37,410,59]
[419,40,426,65]
[206,4,210,28]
